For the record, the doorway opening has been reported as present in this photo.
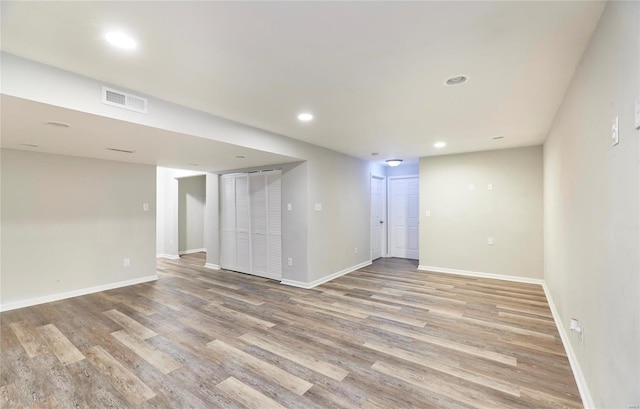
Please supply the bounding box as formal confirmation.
[178,175,206,266]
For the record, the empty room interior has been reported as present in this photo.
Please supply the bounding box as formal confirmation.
[1,1,638,408]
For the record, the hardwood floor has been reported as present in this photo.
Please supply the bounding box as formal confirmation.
[0,254,582,408]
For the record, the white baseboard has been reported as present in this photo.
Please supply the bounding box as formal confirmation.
[281,260,372,289]
[178,248,206,255]
[0,275,158,312]
[156,254,179,260]
[542,282,594,408]
[417,265,544,285]
[204,263,221,270]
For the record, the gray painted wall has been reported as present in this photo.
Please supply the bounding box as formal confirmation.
[178,175,206,252]
[419,146,543,279]
[386,163,418,177]
[543,1,640,407]
[1,149,156,307]
[281,162,309,283]
[2,54,379,286]
[306,151,378,282]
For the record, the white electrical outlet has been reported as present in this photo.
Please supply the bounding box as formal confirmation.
[143,203,149,211]
[287,203,292,211]
[487,237,494,245]
[287,258,293,266]
[488,183,493,191]
[315,203,322,211]
[468,184,475,192]
[355,247,358,254]
[123,258,130,267]
[570,318,584,343]
[612,116,619,146]
[425,210,431,217]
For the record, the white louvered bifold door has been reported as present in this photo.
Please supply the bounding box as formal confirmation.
[250,173,268,277]
[220,170,282,280]
[220,175,237,270]
[266,171,282,278]
[235,175,251,274]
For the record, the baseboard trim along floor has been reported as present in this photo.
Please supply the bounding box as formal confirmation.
[281,260,372,289]
[0,275,158,312]
[418,265,544,285]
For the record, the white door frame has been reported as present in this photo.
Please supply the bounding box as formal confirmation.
[387,175,419,259]
[370,174,387,261]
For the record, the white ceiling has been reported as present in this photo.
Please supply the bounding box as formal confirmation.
[1,1,604,161]
[1,95,299,172]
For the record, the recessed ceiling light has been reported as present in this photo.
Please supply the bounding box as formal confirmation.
[492,136,504,140]
[45,121,70,128]
[445,75,468,86]
[235,155,246,159]
[297,112,314,122]
[434,142,447,148]
[386,159,403,167]
[105,31,137,50]
[19,143,39,148]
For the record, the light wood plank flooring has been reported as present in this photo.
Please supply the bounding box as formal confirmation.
[0,254,582,408]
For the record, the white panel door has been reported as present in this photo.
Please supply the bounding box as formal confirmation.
[371,176,384,260]
[390,176,419,260]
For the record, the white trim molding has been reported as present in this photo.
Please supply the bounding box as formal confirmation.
[417,265,544,285]
[178,248,206,255]
[542,282,594,408]
[204,263,221,270]
[0,275,158,312]
[282,260,372,289]
[156,254,179,260]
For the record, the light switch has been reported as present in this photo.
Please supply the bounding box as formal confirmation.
[487,237,494,245]
[468,184,475,192]
[287,258,293,266]
[488,184,493,191]
[314,203,322,211]
[287,203,292,211]
[612,116,619,146]
[425,210,431,217]
[143,203,149,211]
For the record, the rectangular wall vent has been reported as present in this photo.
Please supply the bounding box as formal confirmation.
[102,86,148,114]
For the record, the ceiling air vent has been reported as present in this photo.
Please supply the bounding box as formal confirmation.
[102,86,148,114]
[106,147,135,154]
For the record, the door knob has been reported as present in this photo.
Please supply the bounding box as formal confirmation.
[379,221,384,224]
